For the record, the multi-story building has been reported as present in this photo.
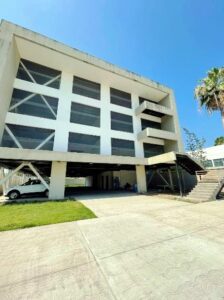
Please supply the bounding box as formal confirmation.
[0,20,192,199]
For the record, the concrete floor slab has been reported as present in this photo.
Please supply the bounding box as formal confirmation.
[1,195,224,299]
[99,234,224,300]
[78,213,183,259]
[0,260,114,300]
[79,194,190,217]
[144,205,224,232]
[0,222,94,288]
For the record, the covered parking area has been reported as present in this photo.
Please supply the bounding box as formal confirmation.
[0,147,148,199]
[0,148,203,200]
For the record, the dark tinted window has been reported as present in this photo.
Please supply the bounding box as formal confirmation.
[73,76,100,100]
[144,109,164,118]
[70,102,100,127]
[139,97,156,105]
[111,138,135,157]
[16,59,61,89]
[68,132,100,154]
[204,160,213,168]
[1,124,54,150]
[143,143,164,158]
[111,111,133,133]
[213,159,224,167]
[110,88,131,108]
[141,119,161,130]
[9,89,58,120]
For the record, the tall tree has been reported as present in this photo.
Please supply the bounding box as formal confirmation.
[183,128,206,165]
[214,136,224,146]
[195,67,224,127]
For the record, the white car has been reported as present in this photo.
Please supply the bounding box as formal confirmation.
[4,179,49,200]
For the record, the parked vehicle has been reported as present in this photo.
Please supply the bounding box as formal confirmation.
[4,179,49,200]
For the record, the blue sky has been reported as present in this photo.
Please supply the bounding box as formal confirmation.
[1,0,224,148]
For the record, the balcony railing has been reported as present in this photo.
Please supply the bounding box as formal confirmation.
[135,101,174,117]
[137,127,177,142]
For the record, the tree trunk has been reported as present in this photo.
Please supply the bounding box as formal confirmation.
[222,111,224,128]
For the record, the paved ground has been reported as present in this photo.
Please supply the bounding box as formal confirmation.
[1,194,224,299]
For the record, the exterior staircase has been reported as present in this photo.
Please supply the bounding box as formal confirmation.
[184,169,224,203]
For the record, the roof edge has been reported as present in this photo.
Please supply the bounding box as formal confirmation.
[0,19,172,93]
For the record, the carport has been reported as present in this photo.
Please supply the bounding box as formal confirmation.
[0,147,148,199]
[0,147,203,200]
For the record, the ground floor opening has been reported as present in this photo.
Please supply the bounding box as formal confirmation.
[0,151,203,200]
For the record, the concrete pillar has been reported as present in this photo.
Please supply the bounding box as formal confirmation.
[132,93,144,158]
[53,71,73,152]
[85,176,93,187]
[0,26,20,143]
[136,165,147,193]
[100,84,111,155]
[49,161,67,199]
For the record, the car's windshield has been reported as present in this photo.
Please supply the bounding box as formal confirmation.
[21,179,42,186]
[22,180,32,186]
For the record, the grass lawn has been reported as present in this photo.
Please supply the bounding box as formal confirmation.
[0,200,96,231]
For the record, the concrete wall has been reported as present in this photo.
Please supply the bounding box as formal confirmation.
[0,20,183,158]
[0,24,19,142]
[113,170,136,188]
[0,20,185,199]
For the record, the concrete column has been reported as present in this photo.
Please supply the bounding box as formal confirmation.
[49,161,67,199]
[0,27,20,142]
[100,84,111,155]
[136,165,147,193]
[85,176,93,187]
[53,71,73,152]
[132,93,144,158]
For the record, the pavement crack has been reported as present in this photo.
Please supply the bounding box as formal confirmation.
[77,222,118,300]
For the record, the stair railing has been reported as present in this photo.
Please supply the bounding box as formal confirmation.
[196,170,223,185]
[195,170,207,182]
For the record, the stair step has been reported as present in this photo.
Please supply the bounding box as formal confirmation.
[188,195,212,199]
[184,197,215,203]
[188,191,215,195]
[190,194,215,198]
[191,189,218,193]
[193,185,218,189]
[197,182,219,184]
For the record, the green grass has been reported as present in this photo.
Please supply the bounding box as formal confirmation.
[0,200,96,231]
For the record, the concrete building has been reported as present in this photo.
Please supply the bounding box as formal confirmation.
[204,144,224,169]
[0,20,201,199]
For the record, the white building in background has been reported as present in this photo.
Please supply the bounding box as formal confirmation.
[0,20,200,199]
[204,144,224,169]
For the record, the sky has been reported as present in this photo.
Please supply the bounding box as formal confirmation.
[1,0,224,148]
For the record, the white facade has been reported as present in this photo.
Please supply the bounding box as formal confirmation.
[204,145,224,169]
[0,20,184,198]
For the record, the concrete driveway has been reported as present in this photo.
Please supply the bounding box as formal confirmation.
[1,195,224,299]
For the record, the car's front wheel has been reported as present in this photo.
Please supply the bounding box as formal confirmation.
[8,190,20,200]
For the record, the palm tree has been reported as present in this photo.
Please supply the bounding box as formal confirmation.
[214,136,224,146]
[195,67,224,127]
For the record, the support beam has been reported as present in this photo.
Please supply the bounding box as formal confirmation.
[168,169,174,191]
[175,163,183,197]
[156,170,171,187]
[28,163,49,190]
[136,165,147,193]
[0,163,26,186]
[49,161,67,199]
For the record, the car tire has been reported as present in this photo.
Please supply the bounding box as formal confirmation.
[45,190,49,197]
[8,190,20,200]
